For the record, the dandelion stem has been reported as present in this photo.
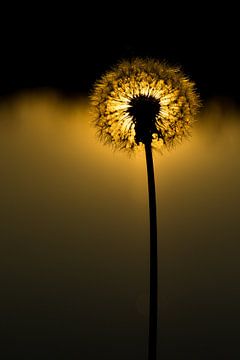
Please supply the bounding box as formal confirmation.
[145,141,158,360]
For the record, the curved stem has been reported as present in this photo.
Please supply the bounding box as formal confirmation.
[145,142,158,360]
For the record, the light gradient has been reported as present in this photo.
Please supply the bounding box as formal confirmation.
[0,93,239,359]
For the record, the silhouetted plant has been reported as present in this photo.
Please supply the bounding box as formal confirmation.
[90,57,200,360]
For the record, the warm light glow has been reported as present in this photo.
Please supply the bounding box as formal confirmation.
[90,58,200,152]
[0,92,240,359]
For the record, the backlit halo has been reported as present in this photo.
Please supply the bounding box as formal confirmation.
[90,58,200,152]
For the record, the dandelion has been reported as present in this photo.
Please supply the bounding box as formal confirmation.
[90,57,200,360]
[91,57,199,152]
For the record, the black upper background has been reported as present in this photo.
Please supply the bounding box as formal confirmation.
[0,5,239,104]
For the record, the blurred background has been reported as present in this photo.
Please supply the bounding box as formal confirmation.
[0,3,240,103]
[1,5,240,360]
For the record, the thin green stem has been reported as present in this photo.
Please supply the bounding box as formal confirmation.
[145,142,158,360]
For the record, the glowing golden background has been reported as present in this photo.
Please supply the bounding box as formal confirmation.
[0,92,240,359]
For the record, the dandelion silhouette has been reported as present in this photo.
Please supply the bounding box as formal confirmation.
[90,57,200,360]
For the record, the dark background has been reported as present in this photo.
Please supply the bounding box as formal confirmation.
[0,5,239,103]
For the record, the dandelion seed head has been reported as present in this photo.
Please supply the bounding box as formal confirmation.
[90,57,200,152]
